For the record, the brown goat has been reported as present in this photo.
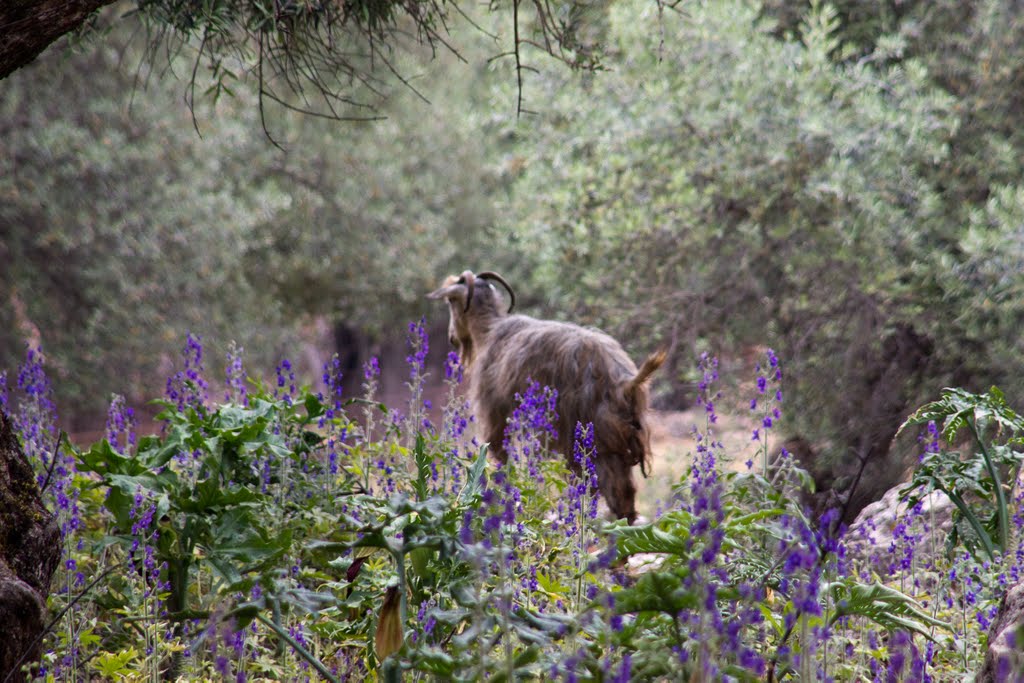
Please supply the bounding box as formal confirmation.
[428,270,666,523]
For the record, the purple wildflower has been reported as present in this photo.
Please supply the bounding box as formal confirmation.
[503,378,558,484]
[571,422,599,521]
[165,333,209,413]
[364,356,380,382]
[750,349,784,475]
[445,351,463,383]
[918,420,941,463]
[406,317,429,382]
[12,347,81,544]
[13,346,58,478]
[696,353,720,424]
[106,394,137,456]
[319,354,345,425]
[274,358,297,406]
[225,342,249,405]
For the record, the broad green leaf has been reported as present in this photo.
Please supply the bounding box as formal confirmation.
[90,648,138,677]
[615,522,691,557]
[614,571,699,614]
[458,444,490,504]
[413,433,431,501]
[410,647,456,675]
[827,580,950,640]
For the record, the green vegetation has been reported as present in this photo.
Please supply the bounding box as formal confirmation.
[0,19,505,418]
[901,386,1024,562]
[5,336,1024,680]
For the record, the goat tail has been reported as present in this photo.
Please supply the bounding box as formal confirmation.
[630,348,667,392]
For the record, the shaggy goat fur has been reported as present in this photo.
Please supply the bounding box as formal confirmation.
[429,270,666,523]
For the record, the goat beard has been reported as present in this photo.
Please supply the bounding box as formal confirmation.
[634,450,653,478]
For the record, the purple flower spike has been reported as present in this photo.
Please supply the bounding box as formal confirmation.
[165,333,209,413]
[225,342,249,406]
[406,317,429,381]
[106,393,138,456]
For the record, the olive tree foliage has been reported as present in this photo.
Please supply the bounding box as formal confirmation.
[1,0,608,133]
[494,0,1024,496]
[241,64,509,333]
[0,36,292,419]
[762,0,1024,209]
[0,25,511,421]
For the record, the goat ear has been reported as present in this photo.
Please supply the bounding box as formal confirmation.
[427,283,463,302]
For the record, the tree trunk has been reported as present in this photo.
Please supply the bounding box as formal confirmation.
[0,410,60,681]
[0,0,118,80]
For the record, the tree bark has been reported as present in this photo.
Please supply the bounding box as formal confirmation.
[0,410,60,682]
[0,0,118,80]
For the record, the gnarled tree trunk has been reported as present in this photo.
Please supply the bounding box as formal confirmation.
[0,0,118,80]
[0,410,60,681]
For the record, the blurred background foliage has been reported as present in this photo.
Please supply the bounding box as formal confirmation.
[3,0,1024,504]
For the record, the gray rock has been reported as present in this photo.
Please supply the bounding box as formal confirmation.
[844,483,953,572]
[977,581,1024,682]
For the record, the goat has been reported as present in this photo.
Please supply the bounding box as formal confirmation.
[428,270,666,523]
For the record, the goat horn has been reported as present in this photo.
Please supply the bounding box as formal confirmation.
[459,270,475,312]
[476,271,515,313]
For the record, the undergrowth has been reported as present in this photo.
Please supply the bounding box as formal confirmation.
[2,325,1024,682]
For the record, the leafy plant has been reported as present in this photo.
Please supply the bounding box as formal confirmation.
[75,387,345,667]
[0,329,1013,681]
[899,386,1024,560]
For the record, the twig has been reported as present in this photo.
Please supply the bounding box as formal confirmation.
[259,88,385,122]
[255,613,339,682]
[186,28,210,138]
[38,431,63,495]
[258,32,286,152]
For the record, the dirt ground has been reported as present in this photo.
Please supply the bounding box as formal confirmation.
[635,407,777,520]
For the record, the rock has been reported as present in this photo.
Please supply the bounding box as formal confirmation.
[0,410,60,682]
[977,581,1024,682]
[844,482,953,571]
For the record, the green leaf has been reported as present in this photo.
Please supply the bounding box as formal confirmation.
[535,572,569,597]
[458,443,490,504]
[409,647,456,675]
[827,580,951,640]
[91,647,138,677]
[304,393,326,420]
[306,540,353,555]
[78,439,137,476]
[615,522,691,557]
[412,433,431,502]
[275,585,338,616]
[489,645,542,682]
[180,478,261,513]
[512,609,575,643]
[614,571,699,614]
[428,606,472,626]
